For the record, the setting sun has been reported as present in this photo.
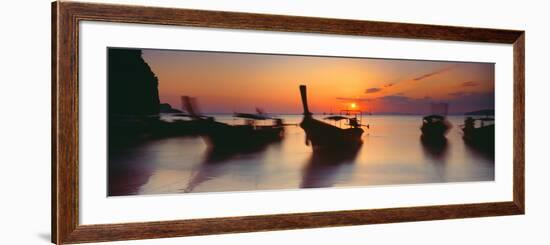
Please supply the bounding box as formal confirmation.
[350,102,357,109]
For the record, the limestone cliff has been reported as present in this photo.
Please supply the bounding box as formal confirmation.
[108,48,160,115]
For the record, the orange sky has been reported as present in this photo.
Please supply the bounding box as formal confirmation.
[142,49,494,115]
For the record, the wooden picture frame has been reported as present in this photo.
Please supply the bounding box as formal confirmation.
[52,1,525,244]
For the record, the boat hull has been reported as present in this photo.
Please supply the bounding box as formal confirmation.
[300,117,363,151]
[202,122,284,151]
[420,121,450,142]
[462,124,495,151]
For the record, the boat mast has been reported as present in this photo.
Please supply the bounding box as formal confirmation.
[181,96,200,118]
[299,85,312,117]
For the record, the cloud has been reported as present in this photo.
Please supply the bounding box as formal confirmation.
[448,91,469,97]
[365,87,382,93]
[461,81,478,87]
[335,97,372,102]
[384,83,394,88]
[448,92,495,113]
[380,95,411,103]
[371,91,494,114]
[413,66,454,81]
[379,94,431,103]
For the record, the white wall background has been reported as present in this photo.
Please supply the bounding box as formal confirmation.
[0,0,547,244]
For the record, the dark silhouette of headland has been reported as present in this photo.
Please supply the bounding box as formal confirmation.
[108,49,201,149]
[109,48,160,115]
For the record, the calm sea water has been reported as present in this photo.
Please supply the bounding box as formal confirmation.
[108,114,494,196]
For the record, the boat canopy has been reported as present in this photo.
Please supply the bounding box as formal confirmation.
[340,109,362,115]
[423,114,445,120]
[473,117,495,122]
[324,115,350,121]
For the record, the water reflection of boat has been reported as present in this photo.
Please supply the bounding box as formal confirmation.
[420,135,448,160]
[108,140,157,196]
[300,147,360,188]
[182,96,284,151]
[182,147,268,193]
[461,109,495,153]
[298,85,364,150]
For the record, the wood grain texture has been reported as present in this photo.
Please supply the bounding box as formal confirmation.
[513,33,525,212]
[53,1,80,244]
[62,1,523,43]
[52,1,525,244]
[64,202,521,244]
[51,1,58,243]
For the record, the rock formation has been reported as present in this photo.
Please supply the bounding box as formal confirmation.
[108,48,160,115]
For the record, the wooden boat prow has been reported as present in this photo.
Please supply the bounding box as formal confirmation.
[299,85,364,150]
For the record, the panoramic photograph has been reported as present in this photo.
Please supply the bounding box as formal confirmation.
[108,47,495,196]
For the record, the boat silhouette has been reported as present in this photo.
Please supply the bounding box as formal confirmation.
[461,109,495,155]
[181,96,284,151]
[420,103,451,144]
[420,115,451,143]
[298,85,364,150]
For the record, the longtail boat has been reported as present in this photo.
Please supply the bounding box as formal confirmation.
[461,109,495,152]
[298,85,364,150]
[420,115,451,142]
[181,96,284,151]
[420,102,451,143]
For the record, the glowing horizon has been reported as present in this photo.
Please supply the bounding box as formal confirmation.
[141,48,494,115]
